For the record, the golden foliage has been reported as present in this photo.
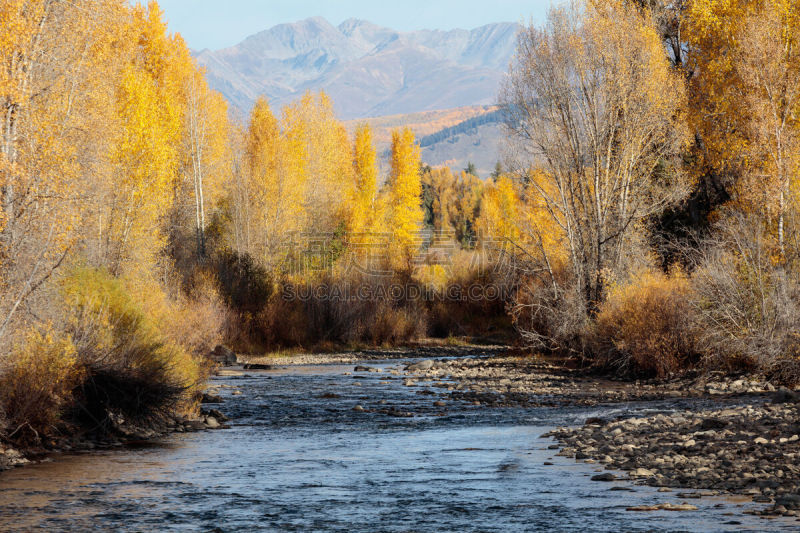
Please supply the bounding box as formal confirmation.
[387,128,423,269]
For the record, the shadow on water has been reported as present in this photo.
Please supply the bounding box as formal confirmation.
[0,359,795,532]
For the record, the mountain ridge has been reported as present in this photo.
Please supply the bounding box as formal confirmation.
[194,17,520,120]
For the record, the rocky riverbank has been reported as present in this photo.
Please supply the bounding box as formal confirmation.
[402,355,789,407]
[0,399,230,474]
[240,344,508,367]
[543,393,800,519]
[402,353,800,520]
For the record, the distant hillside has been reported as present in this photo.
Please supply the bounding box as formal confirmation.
[194,17,520,120]
[344,105,497,150]
[419,113,507,178]
[418,108,506,148]
[351,106,506,179]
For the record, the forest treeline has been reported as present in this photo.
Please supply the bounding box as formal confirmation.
[1,0,799,447]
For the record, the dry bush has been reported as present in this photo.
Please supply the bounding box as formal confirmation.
[510,264,591,356]
[426,266,512,339]
[61,267,201,427]
[0,327,83,444]
[251,271,428,349]
[370,304,427,346]
[593,269,697,377]
[163,270,226,357]
[689,215,800,380]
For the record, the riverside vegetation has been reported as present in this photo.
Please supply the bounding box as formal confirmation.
[1,0,800,497]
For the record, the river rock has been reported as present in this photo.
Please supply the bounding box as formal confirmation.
[207,408,228,422]
[591,473,616,481]
[405,360,435,372]
[204,416,220,429]
[773,388,800,404]
[201,392,223,403]
[243,363,272,370]
[210,345,237,366]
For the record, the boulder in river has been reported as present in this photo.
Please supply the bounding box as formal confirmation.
[405,360,435,372]
[201,392,223,404]
[243,363,273,370]
[210,345,237,366]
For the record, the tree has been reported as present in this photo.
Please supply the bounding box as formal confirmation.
[733,0,800,255]
[387,128,423,270]
[351,123,379,235]
[464,161,478,177]
[243,96,305,265]
[490,162,504,181]
[282,91,354,236]
[0,0,130,340]
[501,0,690,313]
[477,175,520,243]
[182,68,230,259]
[683,0,759,211]
[450,171,483,248]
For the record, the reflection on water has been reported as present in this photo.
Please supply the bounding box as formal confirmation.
[0,361,791,532]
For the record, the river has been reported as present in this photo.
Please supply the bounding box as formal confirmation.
[0,358,791,532]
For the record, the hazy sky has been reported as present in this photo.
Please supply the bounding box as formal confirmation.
[150,0,555,50]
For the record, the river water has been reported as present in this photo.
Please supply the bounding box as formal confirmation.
[0,359,792,532]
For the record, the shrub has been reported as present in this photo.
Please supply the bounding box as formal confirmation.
[61,267,201,427]
[0,327,82,444]
[248,271,428,350]
[689,215,800,380]
[594,269,697,377]
[162,270,226,358]
[215,251,272,316]
[426,265,512,340]
[509,266,590,356]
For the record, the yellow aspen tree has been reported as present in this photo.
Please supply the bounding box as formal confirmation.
[477,175,520,243]
[104,1,193,275]
[282,91,353,235]
[352,123,378,235]
[684,0,760,201]
[732,0,800,254]
[106,64,180,273]
[424,167,456,233]
[0,0,129,339]
[245,97,281,262]
[387,127,423,270]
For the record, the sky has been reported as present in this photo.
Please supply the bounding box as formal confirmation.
[148,0,554,51]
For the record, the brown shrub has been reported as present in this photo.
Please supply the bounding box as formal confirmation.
[248,272,428,350]
[163,270,226,357]
[509,265,590,356]
[0,327,83,444]
[593,269,697,377]
[688,214,800,380]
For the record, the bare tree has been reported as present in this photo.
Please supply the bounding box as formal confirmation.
[501,0,690,319]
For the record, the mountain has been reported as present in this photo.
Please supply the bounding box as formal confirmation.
[194,18,520,120]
